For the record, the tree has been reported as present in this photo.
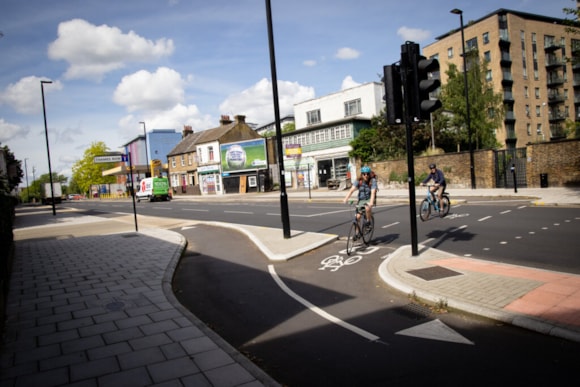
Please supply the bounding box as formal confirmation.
[439,53,503,151]
[71,142,117,195]
[0,143,23,194]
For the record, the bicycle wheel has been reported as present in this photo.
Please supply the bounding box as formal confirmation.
[362,215,374,244]
[439,196,450,217]
[419,199,431,221]
[346,222,358,255]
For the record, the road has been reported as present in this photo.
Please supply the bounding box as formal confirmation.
[59,198,580,385]
[66,197,580,274]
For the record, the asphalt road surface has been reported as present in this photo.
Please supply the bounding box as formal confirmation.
[173,224,580,386]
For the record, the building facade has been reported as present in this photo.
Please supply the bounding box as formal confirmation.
[423,8,577,149]
[281,82,384,188]
[167,115,263,195]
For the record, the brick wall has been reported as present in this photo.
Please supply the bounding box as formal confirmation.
[365,138,580,189]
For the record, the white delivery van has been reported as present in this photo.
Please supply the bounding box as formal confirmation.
[135,177,171,202]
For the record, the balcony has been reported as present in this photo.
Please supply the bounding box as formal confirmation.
[547,93,565,104]
[547,75,565,87]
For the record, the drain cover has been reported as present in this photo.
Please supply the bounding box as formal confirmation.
[394,303,432,320]
[407,266,462,281]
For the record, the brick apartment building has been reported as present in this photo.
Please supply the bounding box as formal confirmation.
[423,8,579,149]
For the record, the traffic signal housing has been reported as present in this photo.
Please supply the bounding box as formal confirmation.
[412,55,442,121]
[403,42,442,121]
[383,64,403,125]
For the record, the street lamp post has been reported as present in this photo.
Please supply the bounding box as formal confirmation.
[41,80,56,215]
[24,158,29,203]
[139,121,149,177]
[451,8,476,189]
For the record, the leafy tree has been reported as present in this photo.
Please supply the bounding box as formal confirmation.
[439,52,503,150]
[71,142,117,195]
[0,143,23,194]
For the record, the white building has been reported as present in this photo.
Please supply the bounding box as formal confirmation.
[282,82,384,189]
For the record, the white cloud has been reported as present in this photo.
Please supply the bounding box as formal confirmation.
[341,76,360,90]
[113,67,185,112]
[303,59,317,67]
[48,19,174,81]
[0,76,63,115]
[0,119,28,143]
[335,47,360,60]
[219,78,315,125]
[397,26,431,42]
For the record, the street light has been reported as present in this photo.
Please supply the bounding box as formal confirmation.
[139,121,149,177]
[24,158,29,203]
[41,80,56,215]
[451,8,476,189]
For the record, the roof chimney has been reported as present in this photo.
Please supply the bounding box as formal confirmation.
[219,115,233,125]
[182,125,193,138]
[234,115,246,124]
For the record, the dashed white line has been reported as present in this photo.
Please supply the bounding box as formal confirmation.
[381,222,400,229]
[500,210,511,215]
[184,208,209,212]
[478,216,492,222]
[224,211,253,214]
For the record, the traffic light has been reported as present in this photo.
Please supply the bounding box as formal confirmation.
[404,42,442,121]
[383,64,403,125]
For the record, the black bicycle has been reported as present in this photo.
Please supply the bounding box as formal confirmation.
[346,201,375,255]
[419,185,450,221]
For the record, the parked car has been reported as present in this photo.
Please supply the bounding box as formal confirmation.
[67,194,82,200]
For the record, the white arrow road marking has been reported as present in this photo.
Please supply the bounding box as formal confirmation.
[268,265,380,342]
[396,319,474,345]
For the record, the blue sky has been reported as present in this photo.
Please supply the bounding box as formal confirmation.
[0,0,573,182]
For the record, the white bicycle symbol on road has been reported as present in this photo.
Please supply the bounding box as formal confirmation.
[318,255,363,272]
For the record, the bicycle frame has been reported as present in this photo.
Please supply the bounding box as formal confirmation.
[419,185,450,221]
[346,201,375,255]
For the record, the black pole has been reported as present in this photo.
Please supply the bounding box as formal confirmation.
[265,0,291,238]
[128,152,138,232]
[41,80,56,216]
[455,10,476,189]
[401,42,418,256]
[511,163,517,193]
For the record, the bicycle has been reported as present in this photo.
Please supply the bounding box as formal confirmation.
[346,201,375,255]
[419,185,450,221]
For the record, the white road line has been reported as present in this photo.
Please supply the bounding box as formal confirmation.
[268,265,379,342]
[183,208,209,212]
[517,205,527,209]
[381,222,400,229]
[224,211,253,214]
[500,210,511,214]
[420,238,436,245]
[153,207,171,210]
[449,225,468,233]
[478,216,492,222]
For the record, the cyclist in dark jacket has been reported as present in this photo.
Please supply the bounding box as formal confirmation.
[420,163,446,204]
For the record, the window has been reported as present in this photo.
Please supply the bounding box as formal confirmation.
[525,104,530,117]
[536,105,541,117]
[197,147,203,163]
[524,86,529,98]
[171,157,176,168]
[180,155,185,167]
[486,69,492,81]
[527,123,531,136]
[466,37,478,52]
[535,88,540,99]
[484,51,491,62]
[307,109,321,125]
[447,47,453,58]
[483,32,489,44]
[208,146,214,161]
[344,99,361,116]
[537,124,542,134]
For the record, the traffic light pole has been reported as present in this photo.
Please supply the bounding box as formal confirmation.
[401,42,419,257]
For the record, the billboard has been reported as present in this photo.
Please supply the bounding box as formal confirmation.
[220,138,267,173]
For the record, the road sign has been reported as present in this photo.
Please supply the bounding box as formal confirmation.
[94,154,127,163]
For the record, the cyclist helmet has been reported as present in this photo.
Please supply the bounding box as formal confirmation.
[429,163,436,169]
[361,166,371,173]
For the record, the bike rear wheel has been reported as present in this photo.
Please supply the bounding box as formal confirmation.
[362,215,374,244]
[346,222,359,255]
[419,199,431,221]
[439,196,450,217]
